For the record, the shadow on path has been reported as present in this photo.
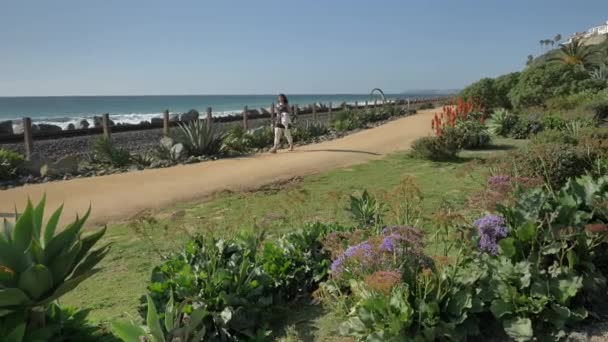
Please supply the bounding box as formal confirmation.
[301,149,381,156]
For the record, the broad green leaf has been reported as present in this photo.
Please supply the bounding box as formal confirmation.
[43,206,90,264]
[164,291,175,332]
[541,242,562,256]
[43,204,63,247]
[26,239,44,264]
[73,227,106,265]
[18,264,54,300]
[490,299,514,318]
[146,295,165,342]
[2,218,13,243]
[498,238,516,258]
[185,307,209,338]
[111,320,146,342]
[71,244,110,279]
[446,290,472,317]
[41,269,99,305]
[32,195,46,241]
[0,288,31,307]
[503,317,533,342]
[516,221,537,242]
[0,239,30,273]
[49,242,82,282]
[5,322,25,342]
[12,200,34,252]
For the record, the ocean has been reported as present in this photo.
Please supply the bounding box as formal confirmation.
[0,94,436,130]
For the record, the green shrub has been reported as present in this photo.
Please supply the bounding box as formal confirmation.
[410,136,459,161]
[454,120,492,149]
[292,122,329,143]
[92,137,131,167]
[247,125,274,149]
[0,149,24,181]
[0,198,108,341]
[494,72,521,109]
[540,113,567,130]
[460,77,497,112]
[419,102,434,110]
[509,116,544,139]
[348,190,386,229]
[220,125,251,155]
[175,120,222,157]
[329,111,361,132]
[532,129,578,145]
[586,93,608,123]
[508,63,605,109]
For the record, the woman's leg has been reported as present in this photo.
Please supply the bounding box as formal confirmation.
[270,126,283,153]
[284,127,293,151]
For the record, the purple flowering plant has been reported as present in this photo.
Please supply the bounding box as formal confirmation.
[473,214,508,255]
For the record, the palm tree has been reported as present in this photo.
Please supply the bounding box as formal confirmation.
[540,40,545,52]
[544,39,552,49]
[548,39,602,69]
[554,34,562,44]
[526,55,534,66]
[550,40,555,48]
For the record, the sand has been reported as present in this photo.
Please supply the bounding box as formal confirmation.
[0,109,436,227]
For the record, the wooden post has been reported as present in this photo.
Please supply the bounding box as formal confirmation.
[162,110,170,136]
[354,101,358,112]
[365,100,369,109]
[293,105,299,118]
[312,103,317,122]
[102,113,111,139]
[270,102,276,125]
[206,107,213,131]
[374,99,378,107]
[243,106,249,130]
[328,102,333,121]
[23,117,33,161]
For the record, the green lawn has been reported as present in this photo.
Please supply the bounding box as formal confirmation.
[60,139,523,339]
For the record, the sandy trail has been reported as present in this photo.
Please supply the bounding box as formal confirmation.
[0,109,435,226]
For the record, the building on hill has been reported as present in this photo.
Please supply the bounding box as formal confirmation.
[565,20,608,44]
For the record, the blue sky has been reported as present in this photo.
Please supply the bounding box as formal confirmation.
[1,0,607,96]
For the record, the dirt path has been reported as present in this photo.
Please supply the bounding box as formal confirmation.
[0,109,435,226]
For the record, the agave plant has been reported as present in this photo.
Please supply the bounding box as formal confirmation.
[486,109,518,137]
[175,120,222,157]
[590,64,608,81]
[0,197,108,340]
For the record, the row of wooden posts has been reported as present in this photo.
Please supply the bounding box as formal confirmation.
[19,99,397,160]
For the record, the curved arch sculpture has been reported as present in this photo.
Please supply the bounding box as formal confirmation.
[370,88,386,102]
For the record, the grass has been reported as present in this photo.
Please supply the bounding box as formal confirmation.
[60,139,523,339]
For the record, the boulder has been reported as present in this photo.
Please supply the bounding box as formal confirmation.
[246,109,260,116]
[138,121,151,126]
[160,137,174,149]
[259,108,270,115]
[170,114,180,122]
[39,155,80,177]
[0,120,13,135]
[180,109,199,122]
[151,117,163,125]
[77,119,90,129]
[17,153,50,176]
[67,123,76,130]
[36,124,62,134]
[12,123,24,135]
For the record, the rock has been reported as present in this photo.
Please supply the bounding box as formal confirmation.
[77,119,90,129]
[128,165,140,172]
[160,137,174,149]
[40,155,79,177]
[36,124,62,134]
[12,123,24,134]
[180,109,199,122]
[151,118,163,125]
[246,109,260,116]
[0,120,13,135]
[170,114,180,122]
[67,123,76,130]
[17,153,50,176]
[170,143,185,159]
[260,108,270,115]
[138,121,151,126]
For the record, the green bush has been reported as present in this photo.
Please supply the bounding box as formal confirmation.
[509,116,544,139]
[247,125,274,149]
[494,72,521,109]
[92,137,131,167]
[419,102,434,110]
[532,129,578,145]
[0,198,108,341]
[460,77,497,112]
[292,122,330,143]
[329,111,361,132]
[0,149,24,181]
[508,63,605,109]
[454,120,492,149]
[410,136,459,161]
[540,113,567,130]
[220,125,252,155]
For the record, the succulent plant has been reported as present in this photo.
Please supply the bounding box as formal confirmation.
[0,196,108,339]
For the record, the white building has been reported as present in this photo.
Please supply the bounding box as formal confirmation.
[565,20,608,44]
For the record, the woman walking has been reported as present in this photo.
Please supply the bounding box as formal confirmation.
[270,94,294,153]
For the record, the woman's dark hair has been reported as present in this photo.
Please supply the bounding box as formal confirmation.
[278,94,289,104]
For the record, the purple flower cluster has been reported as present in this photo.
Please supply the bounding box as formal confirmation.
[331,242,373,275]
[474,214,508,255]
